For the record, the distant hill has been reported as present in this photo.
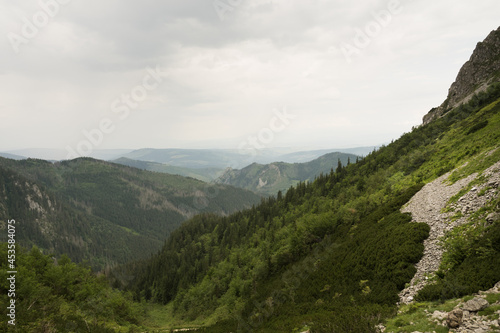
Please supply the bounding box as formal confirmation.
[120,147,375,170]
[0,152,26,160]
[276,147,376,163]
[121,148,248,169]
[0,157,260,270]
[2,148,134,161]
[112,157,224,182]
[215,152,359,196]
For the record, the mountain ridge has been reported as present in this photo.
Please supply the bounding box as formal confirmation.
[215,152,359,196]
[423,26,500,125]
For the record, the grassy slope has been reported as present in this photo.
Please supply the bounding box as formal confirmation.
[130,86,500,332]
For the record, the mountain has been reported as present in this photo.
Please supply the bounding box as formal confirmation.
[0,152,25,160]
[121,148,257,169]
[423,27,500,124]
[0,157,260,270]
[112,157,225,182]
[119,147,376,170]
[276,146,378,163]
[215,152,359,196]
[124,29,500,332]
[3,148,134,161]
[3,26,500,333]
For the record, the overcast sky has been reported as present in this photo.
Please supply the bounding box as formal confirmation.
[1,0,499,154]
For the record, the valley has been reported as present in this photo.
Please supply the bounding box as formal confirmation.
[1,19,500,333]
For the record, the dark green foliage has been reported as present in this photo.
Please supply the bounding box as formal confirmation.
[466,120,489,135]
[0,157,260,270]
[0,243,141,332]
[417,219,500,301]
[127,84,500,331]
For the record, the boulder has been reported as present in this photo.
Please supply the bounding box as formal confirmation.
[447,308,463,328]
[462,297,489,312]
[431,310,447,321]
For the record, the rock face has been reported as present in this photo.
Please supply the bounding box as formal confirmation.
[447,308,463,328]
[462,297,489,312]
[423,26,500,125]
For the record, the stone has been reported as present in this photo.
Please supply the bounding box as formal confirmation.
[431,310,447,321]
[447,308,463,328]
[462,297,489,312]
[487,212,499,223]
[462,310,470,320]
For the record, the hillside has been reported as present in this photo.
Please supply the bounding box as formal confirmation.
[0,157,260,270]
[112,157,225,182]
[124,32,500,330]
[215,152,359,196]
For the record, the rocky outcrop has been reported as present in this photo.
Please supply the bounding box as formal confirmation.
[399,159,500,304]
[445,282,500,333]
[379,282,500,333]
[423,26,500,125]
[462,297,489,312]
[446,308,463,328]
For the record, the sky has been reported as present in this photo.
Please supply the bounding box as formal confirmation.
[1,0,499,156]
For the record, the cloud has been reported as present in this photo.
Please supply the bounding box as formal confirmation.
[1,0,499,152]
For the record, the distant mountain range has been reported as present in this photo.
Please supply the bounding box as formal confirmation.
[0,152,25,160]
[215,152,359,196]
[1,148,134,161]
[113,157,225,182]
[1,146,378,167]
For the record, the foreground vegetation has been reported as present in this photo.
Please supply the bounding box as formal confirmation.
[0,243,143,332]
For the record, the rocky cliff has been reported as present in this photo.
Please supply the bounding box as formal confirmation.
[423,26,500,125]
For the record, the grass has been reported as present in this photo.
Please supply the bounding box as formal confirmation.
[478,305,500,319]
[386,291,500,333]
[384,299,464,333]
[140,303,204,332]
[485,293,500,304]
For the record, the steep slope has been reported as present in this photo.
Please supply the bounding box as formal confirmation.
[399,161,500,304]
[215,152,359,196]
[0,244,143,332]
[127,78,500,331]
[0,157,260,270]
[423,26,500,124]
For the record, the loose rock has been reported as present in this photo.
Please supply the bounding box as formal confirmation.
[462,297,489,312]
[447,308,463,328]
